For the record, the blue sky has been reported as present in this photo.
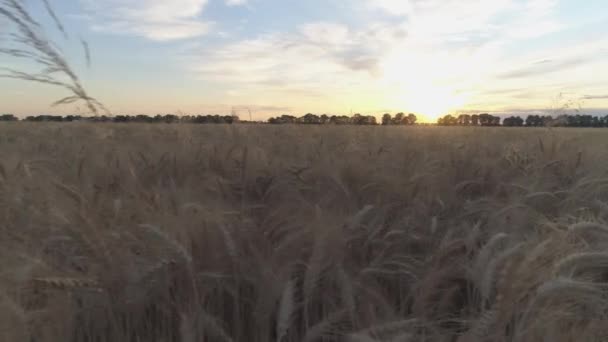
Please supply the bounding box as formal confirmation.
[1,0,607,121]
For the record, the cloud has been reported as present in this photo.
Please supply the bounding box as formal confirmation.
[369,0,412,16]
[582,95,608,100]
[185,21,408,89]
[168,0,604,116]
[498,57,589,79]
[80,0,212,41]
[225,0,248,6]
[233,105,292,112]
[368,0,560,42]
[173,0,577,116]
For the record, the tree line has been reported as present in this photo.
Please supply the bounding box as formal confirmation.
[438,113,608,127]
[0,113,417,126]
[0,114,241,124]
[268,112,417,125]
[438,114,502,126]
[3,112,608,127]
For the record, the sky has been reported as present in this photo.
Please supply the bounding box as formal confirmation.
[1,0,607,122]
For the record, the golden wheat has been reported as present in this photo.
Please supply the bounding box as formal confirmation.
[1,123,608,341]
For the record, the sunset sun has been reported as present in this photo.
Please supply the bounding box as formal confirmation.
[404,85,468,122]
[380,48,471,122]
[384,82,469,122]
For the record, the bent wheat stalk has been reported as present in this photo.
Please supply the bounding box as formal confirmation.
[0,0,108,115]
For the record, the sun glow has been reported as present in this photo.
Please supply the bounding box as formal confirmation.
[380,50,471,123]
[384,82,469,123]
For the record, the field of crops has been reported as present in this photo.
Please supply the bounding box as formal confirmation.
[1,123,608,342]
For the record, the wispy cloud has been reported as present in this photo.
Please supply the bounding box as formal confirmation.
[174,0,578,115]
[185,0,563,87]
[80,0,212,41]
[185,21,408,88]
[225,0,248,6]
[498,57,589,79]
[368,0,560,41]
[60,0,608,117]
[582,95,608,100]
[369,0,412,16]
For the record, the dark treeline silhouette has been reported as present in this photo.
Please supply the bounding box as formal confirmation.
[503,116,525,126]
[4,112,608,127]
[270,113,371,125]
[438,113,501,126]
[0,114,18,121]
[382,113,418,125]
[7,114,241,124]
[268,112,417,125]
[437,113,608,128]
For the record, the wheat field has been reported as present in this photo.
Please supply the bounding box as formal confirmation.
[1,122,608,342]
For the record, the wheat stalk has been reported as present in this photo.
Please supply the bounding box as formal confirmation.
[554,252,608,280]
[31,277,101,291]
[0,0,108,115]
[276,280,295,342]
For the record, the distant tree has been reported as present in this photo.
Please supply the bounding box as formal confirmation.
[298,113,321,124]
[89,115,110,123]
[64,115,83,122]
[330,115,350,125]
[457,114,471,126]
[581,115,593,127]
[491,115,501,126]
[406,113,417,125]
[0,114,17,121]
[438,114,457,126]
[540,115,554,127]
[24,115,63,122]
[503,116,524,127]
[567,115,579,127]
[479,113,492,126]
[382,113,392,125]
[525,115,542,127]
[552,115,567,126]
[363,115,377,125]
[555,114,606,128]
[387,112,417,125]
[135,114,153,123]
[514,116,524,126]
[472,113,500,126]
[393,113,405,125]
[215,115,225,124]
[162,114,179,123]
[281,115,297,124]
[114,115,130,123]
[471,114,480,126]
[226,115,235,124]
[350,113,364,125]
[268,114,297,124]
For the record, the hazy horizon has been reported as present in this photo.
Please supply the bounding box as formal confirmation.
[1,0,608,122]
